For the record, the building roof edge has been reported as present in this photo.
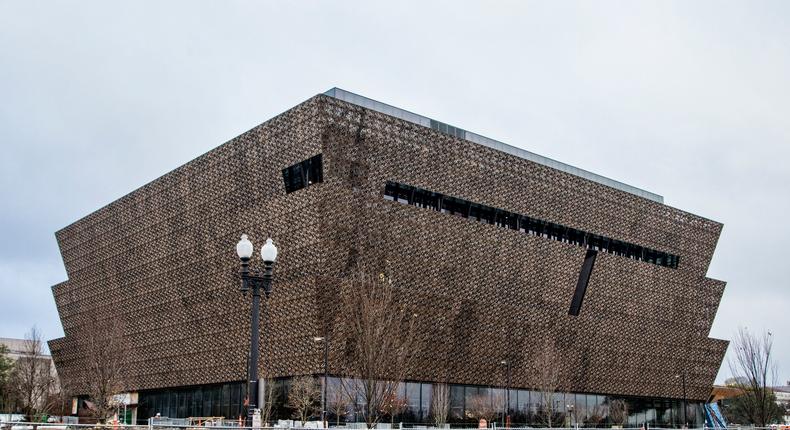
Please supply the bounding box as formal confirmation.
[323,87,664,204]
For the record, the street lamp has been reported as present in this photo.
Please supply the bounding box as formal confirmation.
[675,372,687,427]
[313,336,329,428]
[236,234,278,426]
[500,360,511,428]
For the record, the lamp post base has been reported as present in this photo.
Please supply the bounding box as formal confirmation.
[250,408,262,429]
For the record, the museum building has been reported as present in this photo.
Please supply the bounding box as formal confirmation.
[49,88,728,426]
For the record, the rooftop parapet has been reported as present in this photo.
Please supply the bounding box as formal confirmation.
[324,87,664,204]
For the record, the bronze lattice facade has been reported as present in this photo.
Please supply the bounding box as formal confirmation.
[49,88,727,424]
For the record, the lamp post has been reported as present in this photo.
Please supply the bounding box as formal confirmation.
[675,372,687,427]
[500,360,511,428]
[236,234,278,426]
[313,336,329,428]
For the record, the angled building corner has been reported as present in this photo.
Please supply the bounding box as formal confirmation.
[49,88,728,426]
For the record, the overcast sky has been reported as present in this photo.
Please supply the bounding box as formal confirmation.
[1,1,788,385]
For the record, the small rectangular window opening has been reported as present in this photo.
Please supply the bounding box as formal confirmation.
[283,154,323,194]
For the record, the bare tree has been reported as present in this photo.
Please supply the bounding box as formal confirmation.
[568,403,585,428]
[533,339,561,427]
[80,318,127,423]
[608,399,628,427]
[260,378,279,426]
[466,393,503,424]
[10,327,56,420]
[44,377,72,420]
[379,390,408,424]
[585,403,605,427]
[287,376,321,426]
[431,383,450,427]
[726,327,784,426]
[337,272,420,429]
[327,381,351,426]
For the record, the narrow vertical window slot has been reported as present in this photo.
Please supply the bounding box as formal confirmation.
[569,249,597,316]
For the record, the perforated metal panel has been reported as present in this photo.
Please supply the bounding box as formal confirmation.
[49,93,727,403]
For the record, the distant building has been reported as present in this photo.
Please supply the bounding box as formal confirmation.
[0,337,59,413]
[0,337,56,372]
[1,338,44,361]
[773,384,790,424]
[50,88,728,427]
[710,382,790,425]
[724,377,749,387]
[708,385,742,403]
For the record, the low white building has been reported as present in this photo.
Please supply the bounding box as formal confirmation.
[773,384,790,424]
[0,337,60,414]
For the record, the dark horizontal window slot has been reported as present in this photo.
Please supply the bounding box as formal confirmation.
[283,154,323,194]
[569,250,597,316]
[382,181,680,269]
